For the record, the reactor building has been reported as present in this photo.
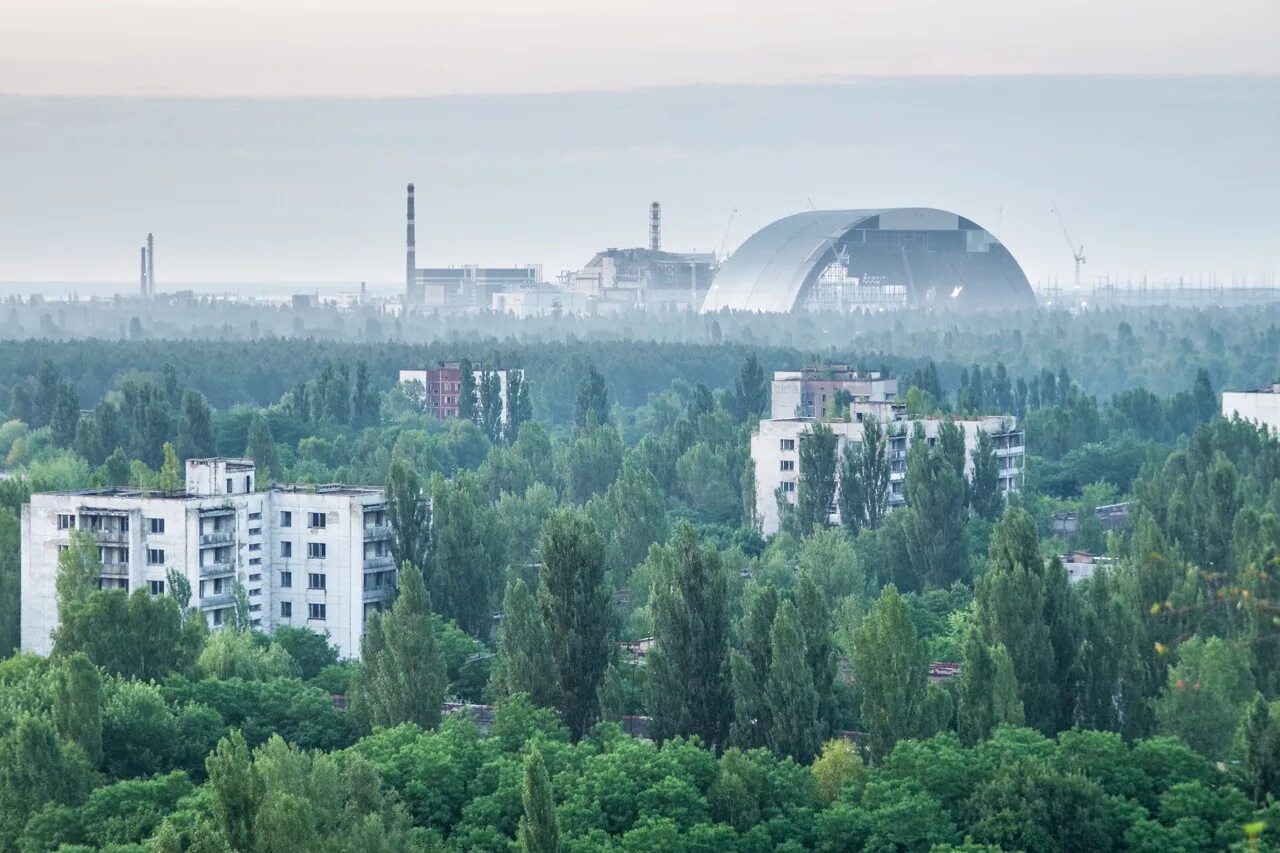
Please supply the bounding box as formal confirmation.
[701,208,1036,312]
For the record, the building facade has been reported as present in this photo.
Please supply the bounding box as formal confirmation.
[397,364,521,422]
[770,366,899,419]
[20,458,392,659]
[1223,384,1280,433]
[751,415,1024,536]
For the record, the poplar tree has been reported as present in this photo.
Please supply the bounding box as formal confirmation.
[852,584,928,760]
[430,472,503,636]
[766,601,823,763]
[518,747,559,853]
[730,584,779,748]
[506,370,532,442]
[1075,568,1149,738]
[458,358,478,422]
[647,524,732,750]
[479,369,504,443]
[538,509,611,740]
[244,412,279,479]
[497,578,559,707]
[53,652,102,766]
[904,422,968,587]
[351,564,446,731]
[178,390,216,461]
[796,572,838,732]
[573,366,610,431]
[796,422,838,534]
[732,354,768,422]
[968,429,1003,521]
[206,730,261,853]
[957,628,1023,746]
[386,458,431,580]
[837,442,866,536]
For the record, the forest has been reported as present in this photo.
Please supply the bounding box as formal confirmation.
[0,303,1279,852]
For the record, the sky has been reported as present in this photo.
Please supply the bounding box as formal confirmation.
[2,0,1277,97]
[0,3,1276,293]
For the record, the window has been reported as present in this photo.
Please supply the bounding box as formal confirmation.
[57,514,75,530]
[780,439,796,451]
[149,580,165,596]
[280,601,292,618]
[248,527,261,536]
[280,541,293,558]
[248,572,261,582]
[212,609,224,627]
[249,602,261,612]
[308,603,326,620]
[280,571,292,588]
[248,587,261,597]
[248,542,261,552]
[308,572,326,590]
[308,512,327,529]
[280,511,292,528]
[146,548,165,565]
[308,542,327,560]
[148,517,165,534]
[58,544,68,553]
[245,475,252,492]
[780,460,795,472]
[782,481,796,493]
[248,557,261,566]
[226,478,233,493]
[248,511,261,521]
[119,517,129,532]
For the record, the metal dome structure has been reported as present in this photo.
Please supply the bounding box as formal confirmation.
[701,208,1036,312]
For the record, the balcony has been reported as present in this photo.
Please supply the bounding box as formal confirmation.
[99,562,129,576]
[363,524,393,540]
[200,530,235,547]
[200,561,234,577]
[364,554,395,571]
[363,586,391,602]
[93,528,129,544]
[200,592,235,609]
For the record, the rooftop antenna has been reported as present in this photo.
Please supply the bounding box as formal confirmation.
[718,206,738,261]
[1051,202,1085,291]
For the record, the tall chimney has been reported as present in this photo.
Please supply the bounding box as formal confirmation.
[146,233,155,295]
[140,246,148,297]
[649,202,661,252]
[406,183,417,300]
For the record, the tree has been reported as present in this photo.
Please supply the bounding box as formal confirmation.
[496,577,559,707]
[55,528,101,624]
[352,360,378,427]
[53,652,103,767]
[158,442,182,491]
[506,369,533,443]
[479,369,504,443]
[796,422,838,533]
[811,739,867,805]
[857,417,891,530]
[1244,694,1280,805]
[1075,568,1150,739]
[957,627,1023,745]
[50,381,80,447]
[796,572,838,732]
[837,441,866,536]
[206,730,261,853]
[538,509,612,740]
[969,429,1002,521]
[244,412,278,479]
[385,458,431,578]
[518,747,559,853]
[732,354,768,422]
[350,563,446,730]
[675,442,739,525]
[0,715,93,844]
[458,358,478,422]
[730,584,779,749]
[429,473,503,636]
[1155,635,1254,761]
[766,600,823,762]
[573,366,610,431]
[853,584,928,760]
[976,507,1058,734]
[178,390,216,461]
[592,461,668,579]
[0,510,21,658]
[562,424,623,505]
[904,423,968,588]
[647,524,732,750]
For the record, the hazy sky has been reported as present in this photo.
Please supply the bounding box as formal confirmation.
[3,0,1277,96]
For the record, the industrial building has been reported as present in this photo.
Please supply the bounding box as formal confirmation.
[403,183,543,311]
[567,202,718,311]
[703,208,1036,312]
[1223,384,1280,433]
[771,365,899,419]
[20,458,393,659]
[398,363,522,422]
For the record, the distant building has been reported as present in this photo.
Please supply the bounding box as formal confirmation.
[569,247,718,311]
[1060,550,1114,584]
[771,365,899,419]
[491,285,591,318]
[1052,502,1132,537]
[21,459,392,659]
[1223,383,1280,433]
[751,414,1024,536]
[398,363,522,422]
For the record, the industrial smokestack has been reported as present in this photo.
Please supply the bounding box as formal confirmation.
[140,246,148,297]
[406,183,417,299]
[146,233,155,295]
[649,202,661,252]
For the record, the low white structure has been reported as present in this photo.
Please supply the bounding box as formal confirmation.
[771,366,899,419]
[20,458,393,659]
[751,415,1024,536]
[1223,384,1280,434]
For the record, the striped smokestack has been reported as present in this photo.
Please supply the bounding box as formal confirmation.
[649,202,661,252]
[406,183,416,299]
[140,246,148,297]
[146,233,155,295]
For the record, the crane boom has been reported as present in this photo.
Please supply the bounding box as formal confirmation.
[718,207,738,260]
[1051,201,1086,291]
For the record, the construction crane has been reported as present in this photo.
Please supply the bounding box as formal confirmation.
[718,207,738,261]
[807,198,849,267]
[1051,202,1086,291]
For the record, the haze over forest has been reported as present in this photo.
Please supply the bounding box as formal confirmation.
[2,75,1276,294]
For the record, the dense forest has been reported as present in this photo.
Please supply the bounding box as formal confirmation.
[1,304,1279,852]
